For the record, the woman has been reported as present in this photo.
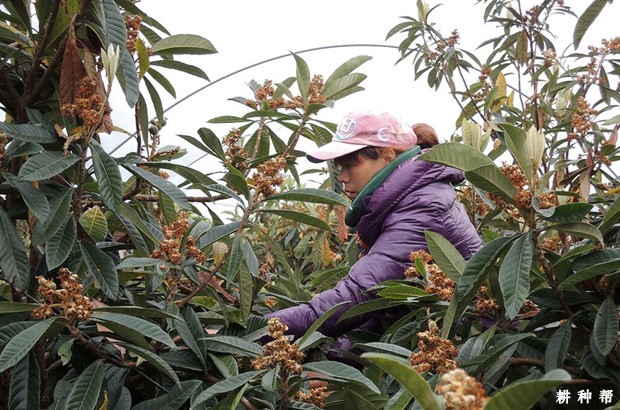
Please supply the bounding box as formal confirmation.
[267,111,483,341]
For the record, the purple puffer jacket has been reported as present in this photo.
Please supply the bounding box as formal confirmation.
[267,156,483,338]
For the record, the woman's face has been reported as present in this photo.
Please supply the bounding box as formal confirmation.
[336,153,391,200]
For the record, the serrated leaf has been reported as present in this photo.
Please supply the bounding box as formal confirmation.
[0,122,57,143]
[118,342,181,387]
[297,302,349,350]
[125,164,190,209]
[92,312,175,347]
[175,306,208,369]
[201,336,261,357]
[79,206,108,242]
[9,351,40,410]
[546,222,604,244]
[425,231,465,281]
[18,151,79,181]
[533,200,592,223]
[46,217,76,270]
[197,221,240,248]
[361,353,440,410]
[197,127,226,160]
[545,321,572,372]
[0,317,58,373]
[2,171,50,223]
[265,188,349,208]
[151,34,217,55]
[465,164,518,201]
[293,53,310,105]
[190,371,264,408]
[419,142,495,170]
[485,369,571,410]
[376,284,429,299]
[64,360,105,410]
[90,141,122,212]
[150,60,209,80]
[304,361,380,394]
[34,188,73,245]
[573,0,608,48]
[258,209,330,230]
[499,233,533,320]
[80,241,119,300]
[592,297,618,357]
[0,207,29,290]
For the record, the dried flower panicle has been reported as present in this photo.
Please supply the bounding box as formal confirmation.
[252,318,305,376]
[436,368,488,410]
[150,212,206,265]
[405,250,455,301]
[296,386,328,408]
[458,186,490,218]
[246,76,327,111]
[474,285,500,317]
[223,128,249,171]
[32,268,93,322]
[125,14,142,54]
[60,77,105,128]
[410,321,459,374]
[569,96,598,139]
[253,155,287,197]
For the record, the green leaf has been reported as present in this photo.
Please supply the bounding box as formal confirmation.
[303,361,380,394]
[425,231,466,281]
[90,141,122,212]
[151,34,217,55]
[533,200,593,223]
[258,209,330,230]
[545,321,572,372]
[147,67,176,98]
[201,336,262,357]
[34,188,73,245]
[151,60,209,80]
[465,164,518,201]
[9,351,40,410]
[324,55,372,92]
[546,222,604,244]
[0,317,58,373]
[190,371,264,408]
[419,142,495,171]
[592,297,618,357]
[600,195,620,234]
[266,188,350,208]
[132,380,201,410]
[125,164,190,209]
[499,232,533,320]
[485,369,571,410]
[46,217,76,270]
[376,284,430,299]
[239,257,253,322]
[0,302,39,313]
[197,221,241,248]
[64,360,105,410]
[293,53,310,105]
[175,306,208,369]
[362,353,440,410]
[116,342,180,387]
[558,249,620,289]
[0,207,29,290]
[93,305,175,319]
[573,0,608,48]
[80,241,119,300]
[79,206,108,243]
[197,127,226,160]
[297,302,350,350]
[18,151,79,181]
[322,73,368,100]
[92,312,175,347]
[0,122,57,143]
[338,298,404,322]
[102,0,139,106]
[2,171,50,223]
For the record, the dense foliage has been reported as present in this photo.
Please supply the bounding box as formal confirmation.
[0,0,619,409]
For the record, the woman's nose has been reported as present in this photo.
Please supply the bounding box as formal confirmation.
[337,169,348,183]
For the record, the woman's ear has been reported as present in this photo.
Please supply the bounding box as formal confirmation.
[381,148,397,163]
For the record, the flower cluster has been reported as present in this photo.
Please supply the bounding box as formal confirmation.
[569,96,598,138]
[252,318,305,376]
[60,77,105,128]
[32,268,93,322]
[296,386,328,408]
[253,155,287,197]
[579,37,620,87]
[458,186,490,218]
[223,128,248,171]
[436,368,487,410]
[404,250,455,301]
[125,14,142,54]
[150,212,206,265]
[410,321,459,374]
[474,285,500,317]
[245,76,327,110]
[0,131,6,161]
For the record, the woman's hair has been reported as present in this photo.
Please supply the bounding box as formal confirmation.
[412,123,439,149]
[334,146,408,167]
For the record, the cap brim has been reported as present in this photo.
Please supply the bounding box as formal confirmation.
[306,141,368,163]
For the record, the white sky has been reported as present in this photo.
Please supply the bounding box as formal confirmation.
[105,1,619,159]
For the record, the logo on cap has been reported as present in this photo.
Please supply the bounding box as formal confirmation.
[335,117,356,140]
[377,127,393,142]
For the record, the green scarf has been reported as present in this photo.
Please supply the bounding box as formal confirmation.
[345,146,421,227]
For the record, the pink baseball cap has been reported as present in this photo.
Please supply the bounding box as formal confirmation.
[307,111,418,163]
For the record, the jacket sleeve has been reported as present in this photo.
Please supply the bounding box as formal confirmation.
[266,214,429,339]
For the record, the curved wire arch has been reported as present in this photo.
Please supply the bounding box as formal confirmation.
[109,43,401,155]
